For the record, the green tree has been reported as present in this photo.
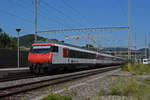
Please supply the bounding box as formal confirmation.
[10,37,17,49]
[85,44,94,48]
[84,44,101,52]
[0,28,2,33]
[0,28,17,49]
[0,32,11,48]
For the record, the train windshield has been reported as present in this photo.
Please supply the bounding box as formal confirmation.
[30,45,51,53]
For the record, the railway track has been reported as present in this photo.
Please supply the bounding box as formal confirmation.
[0,68,85,82]
[0,67,90,82]
[0,66,120,99]
[0,68,75,82]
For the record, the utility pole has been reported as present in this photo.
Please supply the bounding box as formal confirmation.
[87,33,90,48]
[128,0,131,60]
[149,43,150,59]
[35,0,38,42]
[135,32,137,63]
[145,33,147,58]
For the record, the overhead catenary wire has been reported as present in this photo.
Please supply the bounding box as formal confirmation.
[40,0,84,27]
[61,0,93,27]
[7,0,69,30]
[11,0,34,14]
[0,9,34,25]
[7,0,34,24]
[115,0,127,16]
[0,8,51,30]
[38,10,71,29]
[2,0,129,50]
[3,0,79,37]
[40,0,77,27]
[38,3,73,29]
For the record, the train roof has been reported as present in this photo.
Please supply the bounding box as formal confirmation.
[35,40,97,53]
[34,40,124,59]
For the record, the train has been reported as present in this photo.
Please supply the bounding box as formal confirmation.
[28,41,125,74]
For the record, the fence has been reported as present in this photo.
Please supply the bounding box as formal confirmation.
[0,48,28,68]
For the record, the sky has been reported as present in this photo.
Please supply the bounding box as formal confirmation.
[0,0,150,49]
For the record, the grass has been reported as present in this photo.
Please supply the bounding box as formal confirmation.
[41,93,72,100]
[95,63,150,99]
[121,62,150,74]
[106,76,150,100]
[41,85,73,100]
[107,77,138,96]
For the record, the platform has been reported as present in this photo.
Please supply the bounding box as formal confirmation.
[0,67,29,72]
[0,67,29,78]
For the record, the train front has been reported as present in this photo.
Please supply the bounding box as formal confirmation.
[28,43,53,74]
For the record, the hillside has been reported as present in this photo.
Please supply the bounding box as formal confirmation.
[15,34,47,47]
[102,47,128,51]
[13,34,58,48]
[137,48,149,57]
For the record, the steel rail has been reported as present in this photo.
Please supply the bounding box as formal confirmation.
[0,74,43,82]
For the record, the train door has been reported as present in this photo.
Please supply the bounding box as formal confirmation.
[96,53,99,64]
[52,46,59,64]
[63,48,69,64]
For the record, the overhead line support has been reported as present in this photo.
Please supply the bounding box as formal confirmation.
[37,27,129,33]
[35,0,38,42]
[128,0,131,60]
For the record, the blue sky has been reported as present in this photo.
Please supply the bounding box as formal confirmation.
[0,0,150,49]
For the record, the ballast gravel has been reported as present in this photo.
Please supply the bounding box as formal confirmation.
[2,68,138,100]
[30,69,121,100]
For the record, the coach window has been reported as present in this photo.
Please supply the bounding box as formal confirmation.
[52,46,58,52]
[78,51,81,58]
[71,50,74,58]
[82,52,86,58]
[73,50,77,58]
[76,51,79,58]
[69,50,75,58]
[80,51,83,58]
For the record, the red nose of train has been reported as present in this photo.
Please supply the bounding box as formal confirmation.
[28,52,52,63]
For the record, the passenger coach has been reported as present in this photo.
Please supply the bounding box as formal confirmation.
[28,41,124,74]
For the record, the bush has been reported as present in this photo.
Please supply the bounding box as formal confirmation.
[107,77,150,99]
[107,78,139,96]
[121,63,150,74]
[41,93,72,100]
